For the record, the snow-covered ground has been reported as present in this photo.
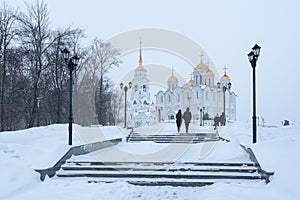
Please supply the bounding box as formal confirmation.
[0,121,299,200]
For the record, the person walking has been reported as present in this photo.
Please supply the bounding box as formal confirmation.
[175,109,182,133]
[183,107,192,133]
[220,112,226,126]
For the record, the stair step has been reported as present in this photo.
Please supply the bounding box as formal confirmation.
[127,133,218,141]
[56,173,262,180]
[129,136,218,138]
[66,161,258,167]
[88,180,215,187]
[131,133,216,136]
[61,166,257,173]
[127,134,220,143]
[128,138,219,140]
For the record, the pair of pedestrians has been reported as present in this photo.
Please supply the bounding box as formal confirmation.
[175,107,192,133]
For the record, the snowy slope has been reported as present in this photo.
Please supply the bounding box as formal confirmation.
[0,122,299,200]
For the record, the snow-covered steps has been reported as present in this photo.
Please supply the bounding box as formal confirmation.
[126,133,221,143]
[88,180,215,187]
[56,161,264,186]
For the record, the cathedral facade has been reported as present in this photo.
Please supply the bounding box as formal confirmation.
[155,57,237,124]
[127,41,236,127]
[128,41,155,127]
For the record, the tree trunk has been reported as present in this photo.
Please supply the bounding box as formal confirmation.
[0,51,6,131]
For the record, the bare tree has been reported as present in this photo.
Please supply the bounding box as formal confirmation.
[17,0,67,127]
[75,38,121,125]
[0,2,18,131]
[43,28,85,124]
[93,38,121,125]
[0,1,123,130]
[5,48,28,130]
[108,86,123,125]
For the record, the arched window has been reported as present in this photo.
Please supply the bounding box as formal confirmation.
[133,100,137,105]
[143,85,146,92]
[135,85,137,91]
[143,100,148,105]
[161,95,163,103]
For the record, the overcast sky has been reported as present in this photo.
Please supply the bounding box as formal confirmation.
[2,0,300,125]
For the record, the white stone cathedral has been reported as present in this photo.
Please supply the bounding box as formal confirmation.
[155,56,237,124]
[127,41,236,127]
[128,41,155,127]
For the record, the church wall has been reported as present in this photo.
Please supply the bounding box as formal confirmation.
[154,82,237,123]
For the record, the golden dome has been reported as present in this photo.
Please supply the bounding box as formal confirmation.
[194,63,209,71]
[137,63,146,71]
[221,74,230,81]
[187,79,194,85]
[168,66,178,81]
[205,69,214,75]
[168,75,178,81]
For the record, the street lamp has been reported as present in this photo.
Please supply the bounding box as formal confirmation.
[61,47,80,146]
[217,82,221,116]
[199,108,202,126]
[248,44,261,144]
[222,85,226,124]
[202,107,205,126]
[218,81,231,126]
[120,82,132,128]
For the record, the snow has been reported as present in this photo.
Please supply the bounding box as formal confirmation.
[0,121,299,200]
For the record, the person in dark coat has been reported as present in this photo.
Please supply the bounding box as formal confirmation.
[175,109,182,133]
[213,113,220,130]
[182,107,192,133]
[220,112,226,126]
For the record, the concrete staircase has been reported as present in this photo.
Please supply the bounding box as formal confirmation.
[56,160,266,187]
[126,132,226,143]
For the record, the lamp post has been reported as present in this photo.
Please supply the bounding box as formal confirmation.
[202,106,205,126]
[248,44,261,144]
[222,85,226,124]
[61,47,80,146]
[120,82,132,128]
[217,82,231,126]
[199,108,202,126]
[217,82,221,116]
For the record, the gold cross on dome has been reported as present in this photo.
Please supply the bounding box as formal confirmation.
[199,51,205,64]
[206,59,211,67]
[223,65,228,74]
[189,72,193,80]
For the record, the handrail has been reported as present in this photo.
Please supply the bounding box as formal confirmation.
[240,144,274,183]
[35,138,121,181]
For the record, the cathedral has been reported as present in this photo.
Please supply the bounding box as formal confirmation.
[128,41,155,127]
[128,41,236,127]
[155,55,237,124]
